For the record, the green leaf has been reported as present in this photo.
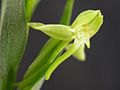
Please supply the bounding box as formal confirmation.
[0,0,27,89]
[59,0,75,25]
[29,23,74,41]
[25,0,41,21]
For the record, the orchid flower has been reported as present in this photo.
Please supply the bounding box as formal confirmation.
[29,10,103,80]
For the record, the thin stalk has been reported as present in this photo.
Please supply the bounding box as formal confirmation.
[46,41,80,80]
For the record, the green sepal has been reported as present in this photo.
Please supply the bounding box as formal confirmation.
[74,10,103,39]
[28,22,44,27]
[72,10,99,28]
[85,12,103,38]
[29,23,74,41]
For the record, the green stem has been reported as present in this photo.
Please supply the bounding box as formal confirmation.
[17,40,69,88]
[45,42,79,80]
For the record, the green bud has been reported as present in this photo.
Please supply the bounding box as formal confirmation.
[29,23,74,41]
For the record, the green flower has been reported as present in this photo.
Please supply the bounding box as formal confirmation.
[29,10,103,80]
[70,10,103,61]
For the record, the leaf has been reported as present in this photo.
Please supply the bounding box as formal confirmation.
[0,0,27,89]
[59,0,75,25]
[25,0,41,21]
[29,23,74,41]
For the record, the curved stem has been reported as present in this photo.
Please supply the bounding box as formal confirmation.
[45,39,80,80]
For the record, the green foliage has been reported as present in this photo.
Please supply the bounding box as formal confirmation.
[60,0,75,25]
[25,0,41,21]
[0,0,27,89]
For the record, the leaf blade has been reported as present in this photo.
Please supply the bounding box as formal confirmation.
[0,0,27,89]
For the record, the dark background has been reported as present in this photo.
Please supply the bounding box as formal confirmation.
[1,0,120,90]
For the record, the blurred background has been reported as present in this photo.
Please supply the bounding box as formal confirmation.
[1,0,120,90]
